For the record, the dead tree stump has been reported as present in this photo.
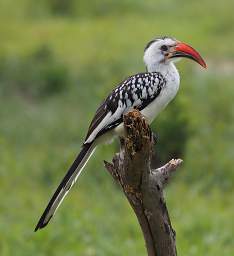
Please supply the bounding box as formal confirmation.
[104,110,182,256]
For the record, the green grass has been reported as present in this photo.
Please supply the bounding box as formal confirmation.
[0,0,233,255]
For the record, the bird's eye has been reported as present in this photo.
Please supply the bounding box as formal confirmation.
[160,45,168,51]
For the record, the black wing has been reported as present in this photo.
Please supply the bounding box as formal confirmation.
[84,72,165,143]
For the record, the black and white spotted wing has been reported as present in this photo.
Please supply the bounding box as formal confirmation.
[85,72,166,144]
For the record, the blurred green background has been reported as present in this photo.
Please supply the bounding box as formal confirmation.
[0,0,233,255]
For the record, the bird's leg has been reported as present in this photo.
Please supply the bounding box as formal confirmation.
[152,131,159,144]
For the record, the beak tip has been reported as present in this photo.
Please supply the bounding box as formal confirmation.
[201,62,207,69]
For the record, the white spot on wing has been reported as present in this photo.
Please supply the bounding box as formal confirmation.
[142,87,147,98]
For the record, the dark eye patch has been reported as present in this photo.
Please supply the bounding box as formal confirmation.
[160,45,169,51]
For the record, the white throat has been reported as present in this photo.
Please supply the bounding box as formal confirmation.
[146,61,175,74]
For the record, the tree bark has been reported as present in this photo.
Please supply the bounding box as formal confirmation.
[104,110,182,256]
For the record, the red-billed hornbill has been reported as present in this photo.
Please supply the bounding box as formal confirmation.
[35,36,206,231]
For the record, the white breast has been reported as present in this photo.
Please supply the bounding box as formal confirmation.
[141,64,180,123]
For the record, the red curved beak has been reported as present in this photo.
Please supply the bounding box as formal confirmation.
[172,42,207,68]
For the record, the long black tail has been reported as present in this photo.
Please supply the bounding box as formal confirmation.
[35,142,96,231]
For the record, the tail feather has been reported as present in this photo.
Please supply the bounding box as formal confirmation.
[35,143,96,231]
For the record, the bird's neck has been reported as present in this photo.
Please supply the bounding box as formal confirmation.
[146,62,178,77]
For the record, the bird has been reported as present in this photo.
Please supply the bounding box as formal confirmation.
[35,36,206,231]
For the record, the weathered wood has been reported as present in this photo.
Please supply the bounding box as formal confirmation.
[104,110,182,256]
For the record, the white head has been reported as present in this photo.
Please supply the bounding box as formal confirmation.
[143,36,206,72]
